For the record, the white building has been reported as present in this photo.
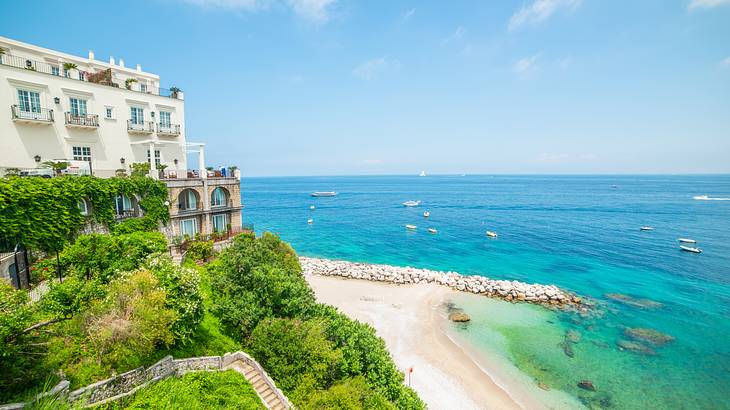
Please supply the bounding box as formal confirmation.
[0,36,187,177]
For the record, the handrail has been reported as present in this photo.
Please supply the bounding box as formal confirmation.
[65,112,99,127]
[11,105,54,122]
[126,119,155,133]
[157,123,181,135]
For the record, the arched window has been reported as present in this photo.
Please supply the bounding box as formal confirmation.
[211,187,228,207]
[77,198,89,216]
[178,189,199,211]
[115,194,133,216]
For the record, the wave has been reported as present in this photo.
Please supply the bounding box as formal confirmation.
[693,195,730,201]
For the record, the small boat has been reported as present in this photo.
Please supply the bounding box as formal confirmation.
[311,191,337,197]
[678,238,696,244]
[680,246,701,253]
[423,211,430,218]
[486,231,498,238]
[403,200,421,207]
[640,226,654,231]
[405,224,417,230]
[419,171,426,177]
[310,205,315,210]
[693,195,730,201]
[307,218,313,224]
[611,185,618,189]
[428,228,438,234]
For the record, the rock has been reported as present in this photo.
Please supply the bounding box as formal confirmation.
[591,340,610,348]
[559,341,575,358]
[616,339,657,356]
[565,330,582,343]
[537,382,550,391]
[605,293,663,309]
[448,311,471,322]
[577,380,596,392]
[624,327,675,346]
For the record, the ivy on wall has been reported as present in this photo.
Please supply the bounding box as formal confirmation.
[0,176,169,252]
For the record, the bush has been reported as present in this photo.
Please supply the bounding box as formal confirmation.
[42,277,105,319]
[300,377,395,410]
[0,283,33,358]
[186,240,214,262]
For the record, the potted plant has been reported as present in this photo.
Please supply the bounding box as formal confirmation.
[125,78,138,90]
[169,86,181,99]
[130,162,150,177]
[42,160,69,176]
[62,62,77,78]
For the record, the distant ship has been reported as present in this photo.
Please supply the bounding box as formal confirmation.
[403,200,421,207]
[419,171,426,177]
[311,191,337,197]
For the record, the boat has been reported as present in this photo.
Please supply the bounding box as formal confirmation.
[640,226,654,231]
[678,238,696,244]
[419,171,426,177]
[405,224,417,230]
[402,200,421,207]
[486,231,498,238]
[311,191,337,197]
[310,205,315,210]
[693,195,730,201]
[423,211,430,218]
[307,218,313,224]
[428,228,438,234]
[680,246,702,253]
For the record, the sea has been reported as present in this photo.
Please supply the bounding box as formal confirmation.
[242,175,730,410]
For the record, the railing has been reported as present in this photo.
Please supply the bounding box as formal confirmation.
[177,203,200,213]
[65,112,99,127]
[127,120,154,133]
[211,199,236,209]
[157,123,181,135]
[0,53,183,100]
[11,105,54,122]
[114,209,138,220]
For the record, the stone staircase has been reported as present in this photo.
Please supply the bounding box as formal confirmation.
[222,352,292,410]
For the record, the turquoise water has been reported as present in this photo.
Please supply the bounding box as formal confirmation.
[243,175,730,409]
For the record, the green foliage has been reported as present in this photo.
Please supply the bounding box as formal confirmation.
[100,370,264,410]
[0,176,168,252]
[42,277,104,319]
[248,318,342,396]
[300,377,395,410]
[186,240,214,262]
[129,162,149,177]
[0,283,33,358]
[209,232,316,339]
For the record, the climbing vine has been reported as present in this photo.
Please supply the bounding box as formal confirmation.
[0,176,169,252]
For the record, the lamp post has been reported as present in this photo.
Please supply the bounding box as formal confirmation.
[34,155,41,163]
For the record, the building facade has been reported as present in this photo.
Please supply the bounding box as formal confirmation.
[0,37,242,241]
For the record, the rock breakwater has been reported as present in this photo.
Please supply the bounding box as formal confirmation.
[300,257,584,309]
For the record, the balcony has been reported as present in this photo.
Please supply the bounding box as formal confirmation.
[127,120,154,134]
[11,105,54,124]
[114,209,139,220]
[0,54,183,100]
[157,123,181,136]
[65,112,99,128]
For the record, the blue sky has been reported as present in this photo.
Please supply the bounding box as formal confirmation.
[4,0,730,175]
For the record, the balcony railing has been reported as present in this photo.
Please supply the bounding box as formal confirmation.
[127,120,154,133]
[177,203,200,214]
[0,54,183,100]
[114,209,138,220]
[65,112,99,128]
[157,123,181,135]
[11,105,54,123]
[211,199,235,209]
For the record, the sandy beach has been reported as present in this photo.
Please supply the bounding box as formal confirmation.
[306,273,582,410]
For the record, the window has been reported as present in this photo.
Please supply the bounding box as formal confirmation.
[72,146,91,162]
[115,194,133,215]
[147,149,161,167]
[140,84,147,93]
[105,107,113,119]
[180,218,198,237]
[78,71,84,81]
[212,214,228,233]
[159,111,171,129]
[51,66,60,76]
[211,187,227,207]
[70,97,87,116]
[17,89,41,113]
[78,199,89,216]
[130,107,144,124]
[179,189,198,211]
[63,69,70,78]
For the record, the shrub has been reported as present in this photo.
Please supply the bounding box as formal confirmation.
[300,377,395,410]
[186,240,214,262]
[42,277,105,319]
[0,283,33,358]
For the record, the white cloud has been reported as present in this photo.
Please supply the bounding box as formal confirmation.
[181,0,336,23]
[352,57,401,80]
[509,0,581,31]
[441,26,466,45]
[514,54,540,73]
[688,0,730,9]
[721,56,730,68]
[401,8,416,22]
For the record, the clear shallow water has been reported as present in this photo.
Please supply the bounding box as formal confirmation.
[242,175,730,409]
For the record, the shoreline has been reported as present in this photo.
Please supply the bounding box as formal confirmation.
[305,271,582,409]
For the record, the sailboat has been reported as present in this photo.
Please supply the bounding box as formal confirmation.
[419,171,426,177]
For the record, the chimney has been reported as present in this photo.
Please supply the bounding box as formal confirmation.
[136,64,142,72]
[119,58,125,68]
[88,50,95,60]
[109,56,115,65]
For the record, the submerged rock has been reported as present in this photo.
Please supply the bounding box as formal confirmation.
[577,380,597,392]
[605,293,663,309]
[591,340,610,349]
[559,341,575,358]
[566,329,582,343]
[448,311,471,322]
[616,339,657,356]
[537,381,550,391]
[624,327,675,346]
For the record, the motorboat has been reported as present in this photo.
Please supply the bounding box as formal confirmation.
[311,191,337,197]
[486,231,498,238]
[310,205,315,210]
[405,224,417,230]
[428,228,438,234]
[423,211,430,218]
[678,238,696,244]
[693,195,730,201]
[680,246,702,254]
[403,200,421,207]
[307,218,313,224]
[419,171,426,177]
[640,227,654,231]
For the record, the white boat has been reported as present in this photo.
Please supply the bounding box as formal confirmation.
[693,195,730,201]
[307,218,313,224]
[419,171,426,177]
[423,211,430,218]
[486,231,498,238]
[403,200,421,207]
[310,205,315,210]
[311,191,337,197]
[678,238,696,244]
[640,226,654,231]
[428,228,438,234]
[405,224,417,230]
[680,246,702,253]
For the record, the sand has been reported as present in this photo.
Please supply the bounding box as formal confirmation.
[306,274,570,410]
